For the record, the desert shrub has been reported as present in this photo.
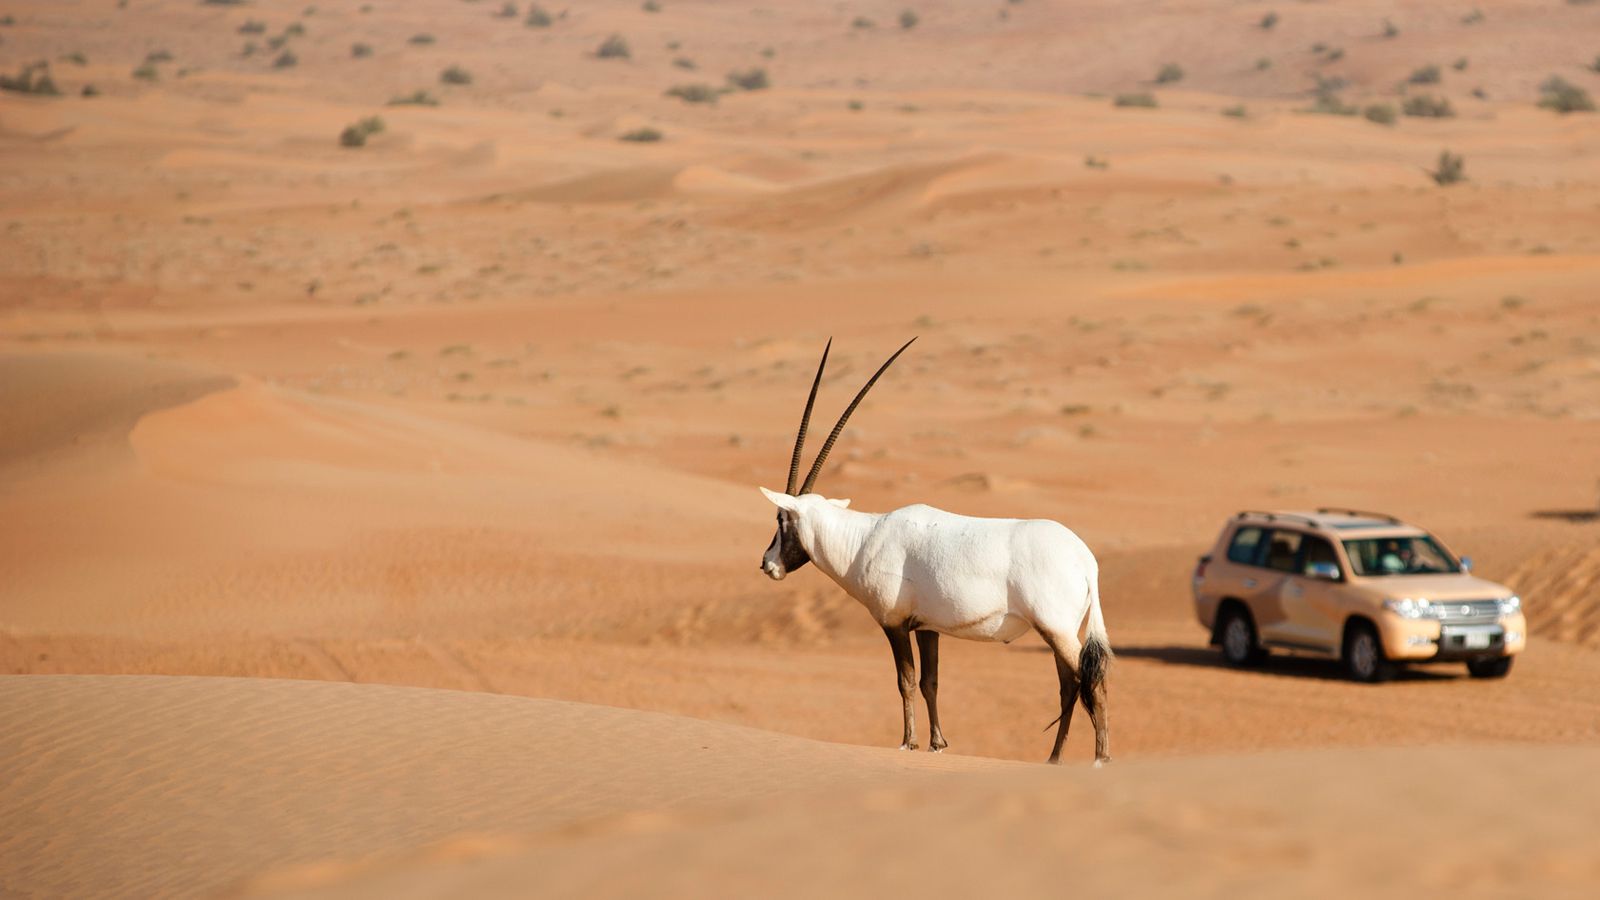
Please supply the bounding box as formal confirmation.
[0,62,60,95]
[1155,63,1184,84]
[1453,57,1469,71]
[1382,19,1399,39]
[202,0,248,5]
[665,83,720,103]
[1428,150,1465,186]
[596,34,630,58]
[525,5,552,27]
[496,2,519,17]
[273,50,297,68]
[1255,57,1271,71]
[408,33,435,45]
[356,115,384,135]
[1539,76,1595,113]
[284,22,305,37]
[619,127,663,142]
[1114,92,1157,108]
[267,35,288,50]
[643,1,661,11]
[351,43,373,58]
[1308,90,1357,116]
[60,51,87,66]
[1462,8,1485,24]
[900,9,919,29]
[440,65,472,84]
[339,115,386,147]
[1408,64,1441,85]
[132,62,159,81]
[1084,155,1109,169]
[672,56,696,70]
[239,20,267,35]
[852,16,875,29]
[1589,55,1600,74]
[81,83,99,97]
[1325,47,1344,62]
[1402,94,1454,118]
[1260,12,1278,30]
[242,42,258,57]
[1221,104,1248,118]
[146,50,174,63]
[726,67,768,90]
[1471,87,1488,100]
[388,89,440,106]
[1363,103,1397,125]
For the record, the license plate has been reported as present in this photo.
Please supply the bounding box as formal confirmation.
[1465,632,1491,649]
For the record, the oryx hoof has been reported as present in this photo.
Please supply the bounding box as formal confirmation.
[898,741,919,751]
[1093,757,1113,768]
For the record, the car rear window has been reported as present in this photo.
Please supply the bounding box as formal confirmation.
[1226,526,1264,564]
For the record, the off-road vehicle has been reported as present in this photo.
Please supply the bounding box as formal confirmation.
[1192,509,1525,681]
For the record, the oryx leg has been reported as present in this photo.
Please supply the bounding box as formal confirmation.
[883,625,918,750]
[915,630,948,752]
[1039,629,1082,765]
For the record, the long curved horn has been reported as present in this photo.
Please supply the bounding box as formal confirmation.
[799,337,916,495]
[787,338,831,495]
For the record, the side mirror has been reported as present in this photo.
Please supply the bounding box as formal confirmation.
[1460,556,1473,573]
[1306,561,1341,581]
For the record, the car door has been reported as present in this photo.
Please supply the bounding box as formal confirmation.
[1253,528,1304,644]
[1278,534,1346,651]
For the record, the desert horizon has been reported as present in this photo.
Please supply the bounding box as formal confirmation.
[4,1,1600,897]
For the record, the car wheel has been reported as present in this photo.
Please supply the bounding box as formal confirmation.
[1466,656,1513,679]
[1219,608,1263,667]
[1344,624,1395,683]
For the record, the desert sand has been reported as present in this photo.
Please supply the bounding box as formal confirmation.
[3,0,1600,896]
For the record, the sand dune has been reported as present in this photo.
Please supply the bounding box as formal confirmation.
[3,675,1598,899]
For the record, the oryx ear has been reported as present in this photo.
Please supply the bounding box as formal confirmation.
[759,486,799,511]
[828,498,851,508]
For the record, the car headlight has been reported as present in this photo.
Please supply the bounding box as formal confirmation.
[1384,598,1434,619]
[1499,595,1521,617]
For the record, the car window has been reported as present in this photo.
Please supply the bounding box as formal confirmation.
[1226,526,1264,564]
[1343,536,1457,576]
[1263,530,1302,572]
[1301,535,1341,579]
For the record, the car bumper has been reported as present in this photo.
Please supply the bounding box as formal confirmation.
[1379,613,1527,661]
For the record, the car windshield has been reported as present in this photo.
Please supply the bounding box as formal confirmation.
[1342,536,1458,576]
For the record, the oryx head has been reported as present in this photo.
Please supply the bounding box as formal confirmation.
[759,337,915,580]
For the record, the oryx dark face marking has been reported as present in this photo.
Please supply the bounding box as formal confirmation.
[761,509,811,580]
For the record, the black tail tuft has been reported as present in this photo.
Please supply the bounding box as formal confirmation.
[1078,634,1111,712]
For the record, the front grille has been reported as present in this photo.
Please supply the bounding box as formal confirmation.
[1434,599,1502,624]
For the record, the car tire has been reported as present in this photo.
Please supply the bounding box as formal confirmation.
[1218,607,1265,667]
[1466,656,1514,679]
[1344,623,1395,683]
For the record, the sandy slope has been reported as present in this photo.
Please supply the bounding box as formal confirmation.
[2,675,1597,899]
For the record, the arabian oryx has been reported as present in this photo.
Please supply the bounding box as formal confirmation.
[759,339,1111,765]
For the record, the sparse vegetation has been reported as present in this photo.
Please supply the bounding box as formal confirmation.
[132,62,159,81]
[852,16,876,30]
[1255,57,1272,71]
[1363,103,1397,125]
[1259,12,1278,30]
[60,51,88,66]
[1083,155,1109,169]
[1408,64,1441,85]
[525,5,552,27]
[1,62,61,96]
[1307,89,1357,116]
[1154,63,1184,84]
[284,22,305,37]
[1382,19,1400,39]
[273,51,298,69]
[1539,76,1595,113]
[619,127,663,142]
[596,34,630,59]
[1462,8,1485,25]
[725,67,768,90]
[900,9,919,30]
[352,43,373,58]
[1453,57,1469,71]
[643,0,661,11]
[239,20,267,35]
[666,83,720,104]
[1427,150,1466,186]
[672,57,696,70]
[146,50,174,64]
[408,33,436,46]
[339,115,386,147]
[439,65,473,85]
[1114,92,1157,108]
[388,88,440,106]
[1589,55,1600,74]
[1222,104,1248,118]
[496,2,519,17]
[1403,94,1455,118]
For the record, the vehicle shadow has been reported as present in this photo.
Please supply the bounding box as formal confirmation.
[1113,644,1461,683]
[1529,509,1600,523]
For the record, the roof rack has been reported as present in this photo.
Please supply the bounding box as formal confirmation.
[1315,507,1401,524]
[1233,510,1320,527]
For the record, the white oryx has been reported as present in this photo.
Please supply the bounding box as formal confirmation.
[759,339,1112,765]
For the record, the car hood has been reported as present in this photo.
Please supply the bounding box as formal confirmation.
[1362,573,1513,600]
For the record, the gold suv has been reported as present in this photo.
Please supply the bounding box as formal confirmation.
[1192,509,1526,681]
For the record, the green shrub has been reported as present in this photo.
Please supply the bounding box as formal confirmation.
[60,51,88,66]
[284,22,305,37]
[643,1,661,11]
[1255,57,1271,71]
[672,56,696,70]
[132,62,159,81]
[1260,12,1278,30]
[0,62,61,96]
[388,89,440,106]
[351,43,373,58]
[1452,57,1469,71]
[1428,150,1465,186]
[1114,92,1157,108]
[1402,94,1454,118]
[273,51,297,69]
[852,16,875,29]
[726,67,768,90]
[1462,8,1485,25]
[1408,64,1440,85]
[496,2,519,17]
[1538,76,1595,113]
[619,127,663,142]
[666,83,720,103]
[1382,19,1399,38]
[145,49,174,63]
[1363,103,1397,125]
[409,33,435,45]
[239,20,267,35]
[525,5,552,27]
[1155,63,1184,84]
[440,65,472,84]
[900,9,919,29]
[339,124,368,147]
[1222,104,1248,118]
[596,34,630,58]
[1308,91,1357,116]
